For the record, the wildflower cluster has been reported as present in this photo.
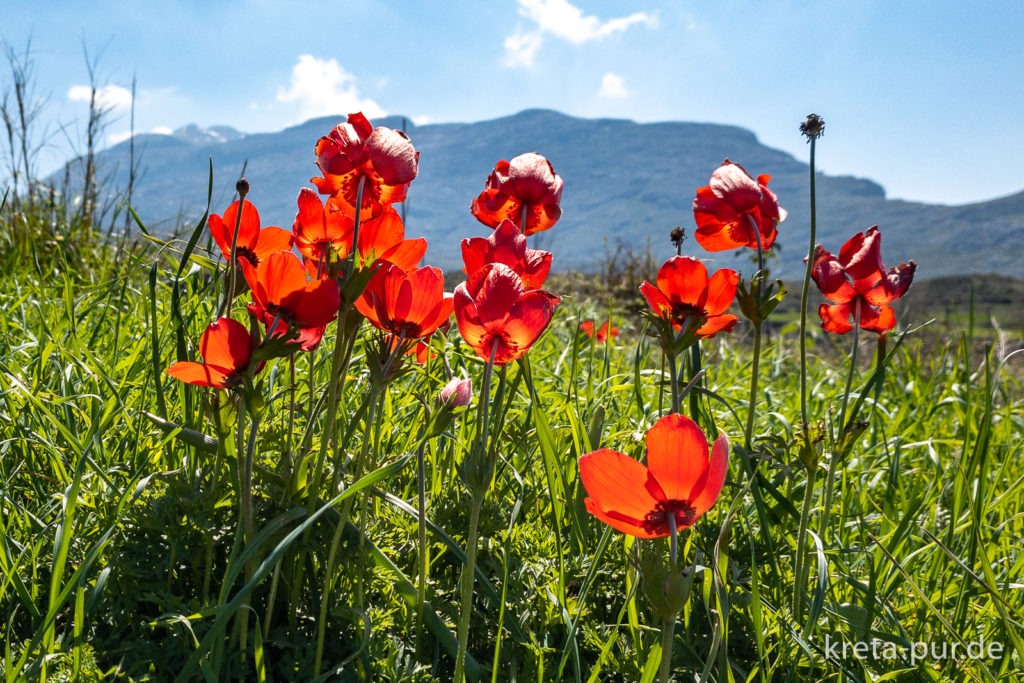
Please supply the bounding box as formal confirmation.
[155,110,918,682]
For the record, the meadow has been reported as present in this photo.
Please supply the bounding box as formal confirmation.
[0,112,1022,683]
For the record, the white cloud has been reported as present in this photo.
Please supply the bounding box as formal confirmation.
[276,55,385,121]
[504,0,656,66]
[598,72,628,99]
[66,84,133,110]
[504,30,545,67]
[517,0,656,43]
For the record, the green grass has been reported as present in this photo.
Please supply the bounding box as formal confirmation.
[1,225,1021,682]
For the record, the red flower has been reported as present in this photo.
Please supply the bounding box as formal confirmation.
[355,263,453,340]
[811,226,916,335]
[579,414,729,538]
[208,199,294,268]
[579,320,619,343]
[354,205,427,271]
[293,189,426,274]
[640,256,739,339]
[165,317,255,389]
[311,112,419,219]
[453,263,560,365]
[241,251,341,350]
[461,218,552,289]
[470,152,563,236]
[693,160,786,252]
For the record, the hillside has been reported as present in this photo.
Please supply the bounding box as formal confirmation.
[62,109,1024,279]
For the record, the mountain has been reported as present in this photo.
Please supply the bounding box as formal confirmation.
[64,109,1024,280]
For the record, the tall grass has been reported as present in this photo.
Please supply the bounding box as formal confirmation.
[0,215,1021,680]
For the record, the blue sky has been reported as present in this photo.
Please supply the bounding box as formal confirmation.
[5,0,1023,205]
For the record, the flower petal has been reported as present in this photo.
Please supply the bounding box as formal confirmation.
[165,361,232,388]
[656,256,709,309]
[199,317,252,370]
[689,433,729,518]
[644,413,711,503]
[579,448,662,527]
[819,302,854,335]
[704,268,739,316]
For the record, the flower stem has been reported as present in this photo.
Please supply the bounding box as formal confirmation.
[667,350,680,416]
[790,465,817,622]
[454,494,484,683]
[313,390,379,677]
[659,617,675,683]
[818,301,862,549]
[799,135,818,447]
[416,438,430,658]
[455,339,500,683]
[743,214,767,450]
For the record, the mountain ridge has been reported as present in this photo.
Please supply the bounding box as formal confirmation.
[66,109,1024,279]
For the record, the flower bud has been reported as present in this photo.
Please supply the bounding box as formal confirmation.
[439,377,473,408]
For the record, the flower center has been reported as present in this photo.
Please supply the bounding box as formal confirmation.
[669,304,707,332]
[641,499,696,535]
[235,246,258,267]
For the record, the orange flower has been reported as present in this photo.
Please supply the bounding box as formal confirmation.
[311,112,419,219]
[692,160,786,252]
[640,256,739,339]
[241,251,341,350]
[579,320,619,343]
[811,226,916,335]
[293,189,426,274]
[208,199,294,268]
[579,414,728,538]
[165,317,255,389]
[453,263,560,365]
[470,153,563,236]
[461,218,552,289]
[355,263,453,340]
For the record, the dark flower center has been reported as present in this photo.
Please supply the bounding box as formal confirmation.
[235,247,258,267]
[669,303,707,331]
[641,499,696,535]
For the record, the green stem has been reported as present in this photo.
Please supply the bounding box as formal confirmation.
[455,339,500,682]
[819,301,861,548]
[791,465,817,621]
[799,136,818,445]
[454,495,484,683]
[313,389,379,677]
[659,617,675,683]
[667,350,680,416]
[744,213,767,451]
[237,397,260,652]
[416,438,430,658]
[743,323,763,450]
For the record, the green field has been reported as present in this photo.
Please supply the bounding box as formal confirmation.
[2,142,1023,682]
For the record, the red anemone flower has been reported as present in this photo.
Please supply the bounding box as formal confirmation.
[453,263,560,365]
[165,317,254,389]
[693,160,786,252]
[470,152,563,236]
[579,413,729,539]
[811,226,916,335]
[580,320,619,343]
[461,218,552,289]
[355,263,453,340]
[640,256,739,339]
[241,251,341,350]
[293,189,426,274]
[208,199,294,268]
[311,112,419,219]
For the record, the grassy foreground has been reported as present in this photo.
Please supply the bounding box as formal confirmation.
[0,216,1021,682]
